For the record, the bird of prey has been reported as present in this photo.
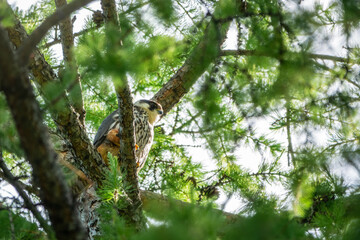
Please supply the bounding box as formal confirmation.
[93,99,163,172]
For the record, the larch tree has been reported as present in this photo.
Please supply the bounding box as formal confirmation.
[0,0,360,239]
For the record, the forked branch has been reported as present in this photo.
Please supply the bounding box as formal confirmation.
[17,0,95,65]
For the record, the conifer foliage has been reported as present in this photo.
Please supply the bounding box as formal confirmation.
[0,0,360,239]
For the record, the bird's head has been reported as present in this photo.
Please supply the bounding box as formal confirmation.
[135,99,163,125]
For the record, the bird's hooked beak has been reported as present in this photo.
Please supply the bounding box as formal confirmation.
[158,110,163,115]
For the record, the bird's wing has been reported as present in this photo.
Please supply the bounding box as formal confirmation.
[93,110,119,148]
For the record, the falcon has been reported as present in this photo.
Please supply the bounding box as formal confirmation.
[93,99,163,172]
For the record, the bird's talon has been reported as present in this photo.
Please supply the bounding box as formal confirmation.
[136,162,140,168]
[135,144,139,150]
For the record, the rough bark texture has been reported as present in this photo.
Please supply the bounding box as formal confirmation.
[6,19,105,184]
[101,0,145,231]
[115,83,146,231]
[54,0,76,63]
[55,136,93,195]
[100,0,119,25]
[55,0,86,125]
[6,8,104,239]
[77,186,101,239]
[0,26,86,240]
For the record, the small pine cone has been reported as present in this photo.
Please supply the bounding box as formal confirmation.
[92,10,104,28]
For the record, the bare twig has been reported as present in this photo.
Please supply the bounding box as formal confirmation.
[0,169,39,197]
[41,28,94,48]
[248,171,288,178]
[17,0,95,66]
[175,0,197,26]
[42,1,151,48]
[286,101,295,166]
[169,110,203,135]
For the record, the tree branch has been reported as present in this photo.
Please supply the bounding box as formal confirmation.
[286,102,295,166]
[140,190,239,224]
[101,0,145,230]
[152,18,230,115]
[54,0,76,64]
[41,27,93,48]
[0,153,55,239]
[0,25,86,240]
[17,0,95,66]
[41,1,152,48]
[0,168,40,197]
[220,49,351,63]
[114,82,146,230]
[54,0,86,125]
[6,18,105,184]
